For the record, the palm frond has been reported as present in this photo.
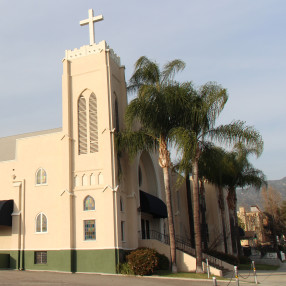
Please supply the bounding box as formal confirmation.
[207,120,264,157]
[199,82,228,128]
[161,59,186,84]
[128,56,160,93]
[115,129,157,159]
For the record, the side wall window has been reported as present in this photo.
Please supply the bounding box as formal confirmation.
[84,196,95,211]
[84,220,96,240]
[36,213,47,233]
[36,168,47,185]
[115,95,119,132]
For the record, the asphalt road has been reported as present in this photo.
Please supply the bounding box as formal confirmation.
[1,267,286,286]
[0,270,216,286]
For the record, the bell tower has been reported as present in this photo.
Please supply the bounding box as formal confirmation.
[61,9,127,258]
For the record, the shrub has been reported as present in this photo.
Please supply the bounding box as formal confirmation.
[126,248,159,276]
[204,249,239,265]
[117,262,134,275]
[156,253,170,270]
[238,255,251,264]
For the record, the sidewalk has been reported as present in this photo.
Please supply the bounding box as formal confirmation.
[223,262,286,285]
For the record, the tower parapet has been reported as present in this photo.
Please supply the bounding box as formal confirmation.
[64,40,121,66]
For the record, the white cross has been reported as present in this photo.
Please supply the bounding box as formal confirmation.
[80,9,104,45]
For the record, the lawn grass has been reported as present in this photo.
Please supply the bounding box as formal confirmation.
[238,263,280,271]
[153,270,227,280]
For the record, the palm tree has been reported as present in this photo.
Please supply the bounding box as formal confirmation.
[174,82,264,272]
[221,143,267,254]
[117,56,193,272]
[198,146,229,253]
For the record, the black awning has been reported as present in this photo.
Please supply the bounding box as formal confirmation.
[139,191,167,218]
[0,200,14,226]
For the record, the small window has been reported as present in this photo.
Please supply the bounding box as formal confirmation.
[115,95,120,132]
[84,220,96,240]
[98,172,104,185]
[34,251,47,264]
[84,196,95,211]
[36,213,47,233]
[82,174,88,186]
[121,221,125,242]
[138,166,142,187]
[90,173,96,185]
[120,197,124,212]
[74,175,80,187]
[36,168,47,185]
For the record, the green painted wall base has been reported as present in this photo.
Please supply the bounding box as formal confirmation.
[0,253,10,268]
[0,249,121,274]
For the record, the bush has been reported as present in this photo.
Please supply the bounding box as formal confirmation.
[126,248,159,276]
[117,262,134,275]
[238,255,251,264]
[204,249,239,265]
[156,253,170,270]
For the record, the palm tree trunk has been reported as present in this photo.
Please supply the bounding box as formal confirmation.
[227,187,241,255]
[159,138,177,273]
[192,156,203,273]
[186,174,195,248]
[218,187,228,253]
[162,166,177,273]
[199,180,208,250]
[232,191,242,255]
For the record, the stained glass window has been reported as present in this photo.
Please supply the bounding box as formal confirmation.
[84,220,96,240]
[36,213,47,233]
[36,168,47,185]
[84,196,95,211]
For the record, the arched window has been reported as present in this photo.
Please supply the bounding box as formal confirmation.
[78,95,87,155]
[36,168,47,185]
[74,175,80,187]
[98,172,104,185]
[36,213,47,233]
[90,173,96,185]
[82,174,88,186]
[138,166,142,187]
[84,196,95,211]
[120,197,124,212]
[115,95,119,132]
[89,93,98,153]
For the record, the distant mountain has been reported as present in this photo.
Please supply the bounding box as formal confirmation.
[236,177,286,211]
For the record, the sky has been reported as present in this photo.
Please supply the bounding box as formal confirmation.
[0,0,285,180]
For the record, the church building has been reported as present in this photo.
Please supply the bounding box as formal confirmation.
[0,9,192,273]
[0,9,234,274]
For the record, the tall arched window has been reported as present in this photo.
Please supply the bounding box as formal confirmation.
[84,195,95,211]
[78,95,87,154]
[89,93,98,153]
[115,95,119,132]
[120,197,124,212]
[36,213,47,233]
[36,168,47,185]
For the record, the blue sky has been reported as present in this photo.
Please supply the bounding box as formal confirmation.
[0,0,285,180]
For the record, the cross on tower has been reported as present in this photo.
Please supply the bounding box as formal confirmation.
[80,9,104,45]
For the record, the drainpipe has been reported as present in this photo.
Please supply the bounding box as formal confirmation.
[13,179,25,270]
[105,48,119,268]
